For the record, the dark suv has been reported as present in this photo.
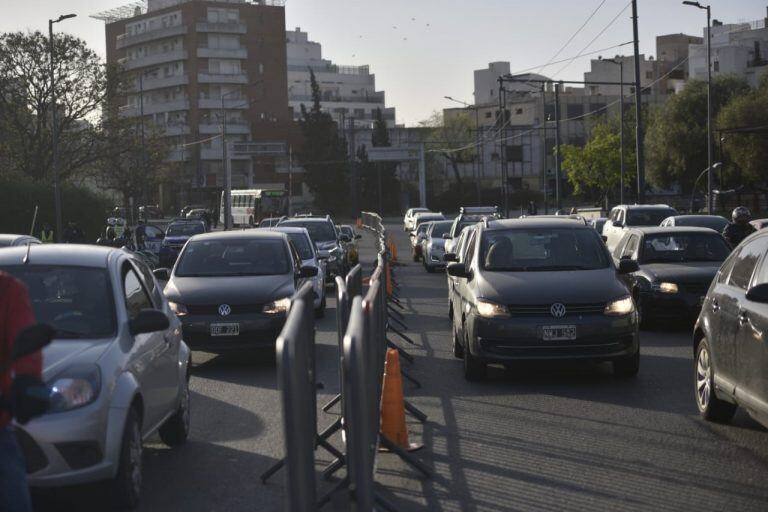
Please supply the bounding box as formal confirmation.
[278,216,347,281]
[448,218,640,380]
[693,230,768,429]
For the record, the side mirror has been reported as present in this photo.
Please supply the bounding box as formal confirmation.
[618,259,639,274]
[443,253,458,262]
[339,235,351,243]
[12,324,55,361]
[153,268,171,281]
[446,262,470,279]
[746,283,768,303]
[299,265,319,278]
[442,233,452,240]
[128,309,170,336]
[614,220,624,228]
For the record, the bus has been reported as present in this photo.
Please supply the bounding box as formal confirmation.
[220,189,288,227]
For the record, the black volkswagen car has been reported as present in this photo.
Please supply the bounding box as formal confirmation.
[448,218,640,381]
[612,227,731,326]
[162,230,317,352]
[693,230,768,429]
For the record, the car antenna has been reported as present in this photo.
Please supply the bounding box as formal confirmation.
[22,241,32,265]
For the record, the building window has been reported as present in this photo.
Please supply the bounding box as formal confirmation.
[713,61,719,72]
[645,71,653,79]
[515,108,523,115]
[485,111,492,119]
[566,104,584,118]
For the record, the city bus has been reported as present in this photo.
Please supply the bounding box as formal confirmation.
[219,189,288,227]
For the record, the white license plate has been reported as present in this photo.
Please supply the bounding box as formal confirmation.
[542,325,577,341]
[210,323,240,337]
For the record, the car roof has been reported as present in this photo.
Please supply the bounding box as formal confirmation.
[263,226,310,236]
[617,204,675,210]
[169,218,205,225]
[280,217,331,224]
[486,218,592,230]
[189,230,287,242]
[0,234,36,243]
[0,244,117,267]
[628,226,721,235]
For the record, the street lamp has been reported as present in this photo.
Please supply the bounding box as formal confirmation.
[49,13,77,242]
[690,162,722,213]
[444,95,482,204]
[683,1,714,214]
[601,57,626,205]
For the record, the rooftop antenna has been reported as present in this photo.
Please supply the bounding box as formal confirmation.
[22,242,32,265]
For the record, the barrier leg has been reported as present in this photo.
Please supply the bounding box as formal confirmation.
[379,433,432,478]
[387,304,406,320]
[259,458,285,483]
[388,313,409,331]
[387,339,414,363]
[401,368,422,389]
[318,475,350,508]
[373,493,399,512]
[261,430,344,484]
[318,436,345,460]
[318,417,342,440]
[389,325,416,345]
[322,457,345,480]
[322,393,341,413]
[403,398,428,422]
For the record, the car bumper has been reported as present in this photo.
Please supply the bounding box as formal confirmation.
[180,313,287,351]
[641,290,705,321]
[469,313,639,363]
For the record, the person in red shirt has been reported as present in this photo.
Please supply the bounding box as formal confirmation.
[0,272,42,512]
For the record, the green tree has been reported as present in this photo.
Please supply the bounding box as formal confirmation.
[421,111,476,187]
[297,70,350,215]
[0,31,115,182]
[645,75,751,191]
[358,108,400,214]
[716,74,768,185]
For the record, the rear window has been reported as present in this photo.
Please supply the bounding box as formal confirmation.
[481,228,610,271]
[641,233,730,263]
[626,209,677,226]
[279,221,336,242]
[429,221,453,238]
[176,238,290,277]
[675,216,728,231]
[287,233,314,260]
[167,223,206,237]
[1,265,116,339]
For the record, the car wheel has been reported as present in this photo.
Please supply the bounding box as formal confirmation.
[452,328,464,359]
[159,372,191,447]
[695,339,737,422]
[448,300,454,320]
[110,407,143,510]
[463,334,486,381]
[613,349,640,378]
[315,292,327,319]
[425,262,436,273]
[636,293,653,330]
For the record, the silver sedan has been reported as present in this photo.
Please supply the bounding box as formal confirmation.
[0,244,191,510]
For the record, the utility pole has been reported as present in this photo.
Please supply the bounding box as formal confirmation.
[49,14,76,242]
[288,145,293,216]
[632,0,646,203]
[554,81,562,211]
[541,84,549,215]
[221,96,231,230]
[705,4,713,214]
[498,81,510,217]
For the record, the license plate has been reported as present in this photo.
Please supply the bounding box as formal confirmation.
[210,323,240,337]
[542,325,577,341]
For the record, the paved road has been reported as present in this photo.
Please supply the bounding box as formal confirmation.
[34,223,768,511]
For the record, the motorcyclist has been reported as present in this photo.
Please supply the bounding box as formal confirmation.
[135,219,147,250]
[0,273,44,512]
[105,217,117,242]
[62,220,85,244]
[722,206,756,248]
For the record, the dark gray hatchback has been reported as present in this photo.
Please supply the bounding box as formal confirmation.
[448,218,640,380]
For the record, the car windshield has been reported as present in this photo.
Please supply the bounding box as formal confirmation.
[280,221,336,242]
[641,233,731,263]
[675,216,728,231]
[430,221,453,238]
[481,228,610,271]
[287,233,314,260]
[415,223,430,235]
[175,238,290,277]
[1,265,116,339]
[167,223,205,237]
[626,209,677,226]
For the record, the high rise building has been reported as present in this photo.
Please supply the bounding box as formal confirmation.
[93,0,294,208]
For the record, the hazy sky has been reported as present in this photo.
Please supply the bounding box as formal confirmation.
[1,0,765,125]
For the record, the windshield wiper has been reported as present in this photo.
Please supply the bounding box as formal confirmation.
[54,328,90,339]
[529,265,596,271]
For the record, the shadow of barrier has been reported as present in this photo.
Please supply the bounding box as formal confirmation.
[266,212,431,511]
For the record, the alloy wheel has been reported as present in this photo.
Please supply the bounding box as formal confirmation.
[696,345,711,411]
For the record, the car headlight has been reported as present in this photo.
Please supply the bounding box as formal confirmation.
[476,299,510,318]
[48,364,101,413]
[652,282,679,294]
[169,301,188,316]
[263,297,291,315]
[604,296,635,316]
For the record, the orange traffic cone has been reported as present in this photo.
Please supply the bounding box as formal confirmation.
[388,238,398,263]
[380,349,422,452]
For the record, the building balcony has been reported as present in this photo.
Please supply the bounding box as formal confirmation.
[167,148,187,162]
[197,47,247,59]
[200,147,251,160]
[119,99,190,117]
[290,93,385,104]
[157,123,191,136]
[134,74,189,91]
[120,50,188,70]
[197,72,248,84]
[199,121,251,134]
[116,25,188,50]
[197,98,250,109]
[195,21,246,34]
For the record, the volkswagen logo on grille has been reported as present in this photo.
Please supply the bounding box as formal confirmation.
[218,304,232,317]
[550,303,567,318]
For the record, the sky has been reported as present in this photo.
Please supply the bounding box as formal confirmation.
[1,0,766,126]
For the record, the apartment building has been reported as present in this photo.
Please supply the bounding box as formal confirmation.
[94,0,294,208]
[286,27,396,128]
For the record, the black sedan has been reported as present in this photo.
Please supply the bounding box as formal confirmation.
[613,227,731,326]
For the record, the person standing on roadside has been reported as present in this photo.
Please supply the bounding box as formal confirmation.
[39,223,54,244]
[62,221,84,244]
[0,273,43,512]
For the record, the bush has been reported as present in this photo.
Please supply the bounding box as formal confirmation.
[0,179,111,242]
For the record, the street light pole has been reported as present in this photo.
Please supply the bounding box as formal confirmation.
[554,81,562,211]
[604,58,625,205]
[683,1,714,214]
[48,13,76,243]
[631,0,646,203]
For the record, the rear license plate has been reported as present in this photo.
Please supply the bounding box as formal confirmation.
[210,323,240,337]
[542,325,577,341]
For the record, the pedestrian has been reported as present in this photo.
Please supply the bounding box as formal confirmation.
[62,221,84,244]
[39,223,54,244]
[105,218,117,242]
[135,219,147,250]
[722,206,757,248]
[201,210,211,231]
[0,273,44,512]
[212,207,219,229]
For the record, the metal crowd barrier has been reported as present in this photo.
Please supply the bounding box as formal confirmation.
[269,212,430,511]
